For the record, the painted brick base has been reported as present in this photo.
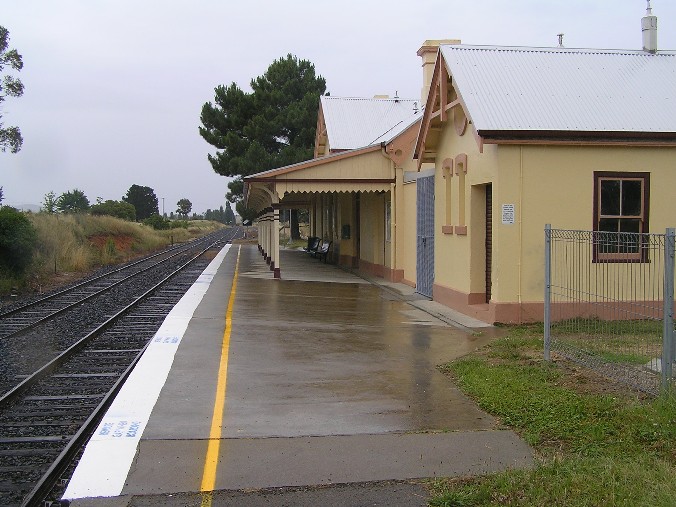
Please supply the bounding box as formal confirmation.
[433,283,544,324]
[358,259,404,283]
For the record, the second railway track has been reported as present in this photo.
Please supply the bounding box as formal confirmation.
[0,229,239,397]
[0,226,243,506]
[0,233,225,339]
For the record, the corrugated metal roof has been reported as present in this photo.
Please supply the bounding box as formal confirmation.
[321,96,422,149]
[439,45,676,133]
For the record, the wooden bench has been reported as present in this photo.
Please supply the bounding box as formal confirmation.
[303,236,320,254]
[313,240,332,263]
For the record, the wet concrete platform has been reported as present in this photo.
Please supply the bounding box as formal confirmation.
[66,244,532,506]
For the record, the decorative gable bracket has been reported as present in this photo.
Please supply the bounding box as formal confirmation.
[414,53,481,169]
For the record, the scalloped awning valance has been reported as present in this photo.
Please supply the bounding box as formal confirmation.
[244,146,395,213]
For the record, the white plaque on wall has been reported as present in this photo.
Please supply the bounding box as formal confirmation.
[502,204,515,225]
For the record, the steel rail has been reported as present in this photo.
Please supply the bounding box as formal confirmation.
[15,233,234,506]
[0,239,212,340]
[20,342,150,507]
[0,234,225,408]
[0,241,185,318]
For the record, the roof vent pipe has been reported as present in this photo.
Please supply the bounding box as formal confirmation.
[642,0,658,53]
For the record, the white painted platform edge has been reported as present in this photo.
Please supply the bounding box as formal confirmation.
[62,244,231,500]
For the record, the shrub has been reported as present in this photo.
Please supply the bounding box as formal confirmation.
[57,188,90,213]
[170,220,189,229]
[90,200,136,221]
[0,207,37,274]
[143,214,170,230]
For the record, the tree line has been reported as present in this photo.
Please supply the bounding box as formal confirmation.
[1,26,241,282]
[0,182,236,281]
[38,184,236,227]
[5,23,322,237]
[1,25,236,230]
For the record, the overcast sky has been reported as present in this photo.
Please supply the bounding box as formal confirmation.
[2,0,675,214]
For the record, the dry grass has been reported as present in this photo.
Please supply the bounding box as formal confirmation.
[10,214,224,294]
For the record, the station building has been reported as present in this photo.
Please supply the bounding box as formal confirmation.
[244,8,676,324]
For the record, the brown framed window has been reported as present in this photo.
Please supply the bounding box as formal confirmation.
[593,171,649,262]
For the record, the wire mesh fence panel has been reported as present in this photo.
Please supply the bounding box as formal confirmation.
[544,227,675,396]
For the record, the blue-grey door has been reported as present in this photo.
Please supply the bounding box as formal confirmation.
[416,175,434,297]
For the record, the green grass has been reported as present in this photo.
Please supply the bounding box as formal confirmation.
[429,455,676,507]
[549,318,662,365]
[1,214,225,294]
[430,324,675,506]
[551,318,662,336]
[594,350,651,365]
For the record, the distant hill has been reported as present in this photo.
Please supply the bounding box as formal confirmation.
[5,203,41,212]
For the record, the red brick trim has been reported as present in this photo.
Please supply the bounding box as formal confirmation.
[358,259,386,278]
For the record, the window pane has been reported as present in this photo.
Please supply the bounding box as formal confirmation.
[619,218,640,234]
[619,219,641,253]
[599,218,619,232]
[621,180,642,216]
[598,219,619,253]
[601,180,620,215]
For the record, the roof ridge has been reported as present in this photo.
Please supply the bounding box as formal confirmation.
[438,44,676,134]
[442,44,676,56]
[323,96,418,102]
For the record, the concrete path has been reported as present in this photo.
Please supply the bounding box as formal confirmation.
[68,244,532,506]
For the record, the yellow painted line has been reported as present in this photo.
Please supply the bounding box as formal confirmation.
[200,245,241,506]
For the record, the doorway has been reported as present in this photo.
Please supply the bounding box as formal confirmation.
[416,176,434,297]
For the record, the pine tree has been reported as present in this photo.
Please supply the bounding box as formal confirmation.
[199,54,326,228]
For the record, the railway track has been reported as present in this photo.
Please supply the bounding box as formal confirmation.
[0,237,211,338]
[0,226,243,506]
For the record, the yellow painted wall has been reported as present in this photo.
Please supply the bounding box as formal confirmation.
[430,131,676,306]
[399,177,418,284]
[314,195,324,238]
[500,144,676,304]
[394,162,435,286]
[359,192,385,266]
[338,193,355,258]
[425,105,676,308]
[384,195,392,269]
[274,150,391,196]
[432,115,499,297]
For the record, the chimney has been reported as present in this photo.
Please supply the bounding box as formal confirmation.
[417,39,461,106]
[642,0,657,53]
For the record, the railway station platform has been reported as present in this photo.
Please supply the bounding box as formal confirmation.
[64,243,533,507]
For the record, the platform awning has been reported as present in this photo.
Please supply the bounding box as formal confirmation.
[244,145,395,213]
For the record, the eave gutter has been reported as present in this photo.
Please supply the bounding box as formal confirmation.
[244,177,396,184]
[480,130,676,146]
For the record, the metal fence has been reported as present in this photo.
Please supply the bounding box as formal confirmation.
[544,225,675,396]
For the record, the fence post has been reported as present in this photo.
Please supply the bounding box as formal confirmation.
[544,224,552,361]
[662,228,675,390]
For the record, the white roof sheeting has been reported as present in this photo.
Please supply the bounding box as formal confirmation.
[321,96,422,149]
[439,45,676,134]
